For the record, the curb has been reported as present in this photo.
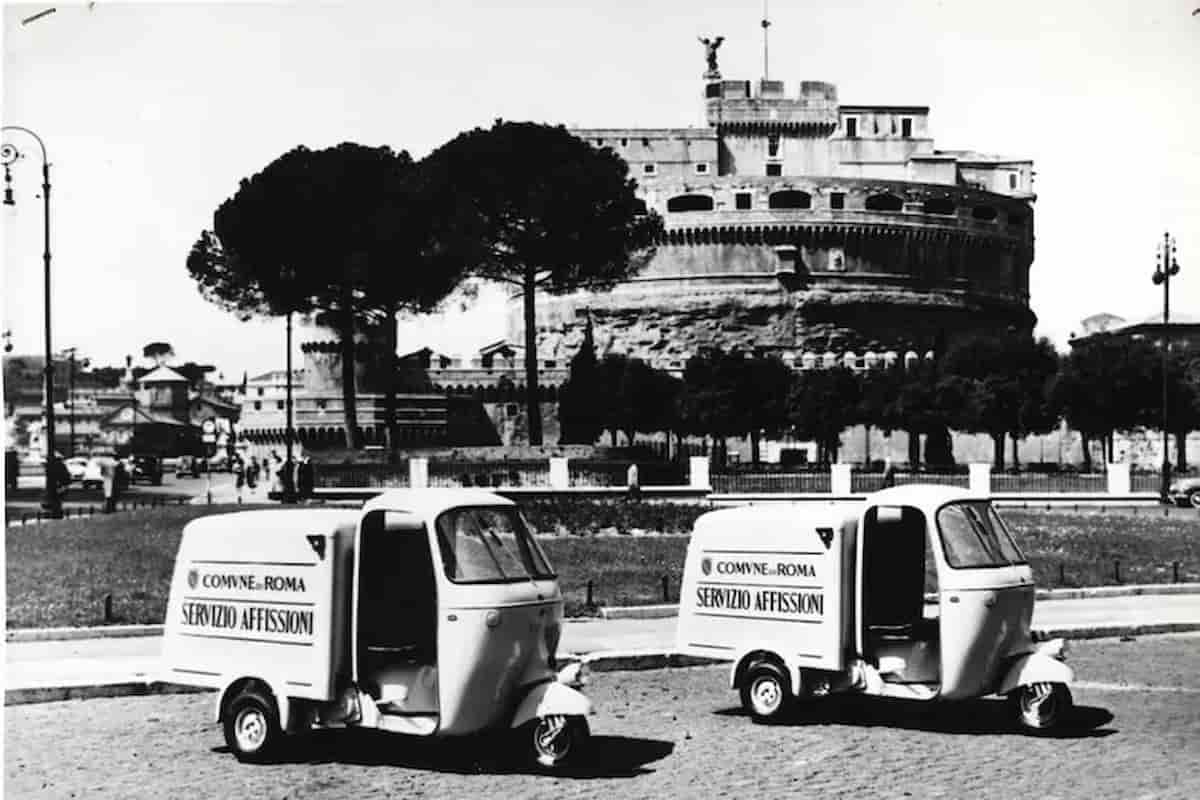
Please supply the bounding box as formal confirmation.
[8,622,1198,707]
[6,624,164,643]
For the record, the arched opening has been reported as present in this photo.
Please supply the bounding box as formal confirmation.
[667,194,714,213]
[972,205,997,221]
[865,193,903,212]
[768,190,812,210]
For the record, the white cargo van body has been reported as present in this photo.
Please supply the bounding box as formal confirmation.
[162,509,359,701]
[676,505,848,672]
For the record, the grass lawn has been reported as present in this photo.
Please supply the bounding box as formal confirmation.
[4,501,1198,628]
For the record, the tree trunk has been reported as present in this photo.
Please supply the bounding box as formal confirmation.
[1080,431,1093,472]
[1176,430,1188,472]
[1010,433,1021,470]
[907,429,921,469]
[992,434,1005,471]
[522,273,543,446]
[383,298,398,463]
[338,302,360,450]
[749,430,761,464]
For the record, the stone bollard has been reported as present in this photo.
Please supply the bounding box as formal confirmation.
[969,463,992,495]
[1106,463,1130,495]
[549,457,570,490]
[689,456,710,490]
[830,463,852,496]
[409,457,429,489]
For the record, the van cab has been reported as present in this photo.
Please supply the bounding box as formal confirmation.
[162,489,592,768]
[676,485,1073,731]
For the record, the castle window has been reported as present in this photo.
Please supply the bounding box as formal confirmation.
[642,137,650,147]
[620,137,628,146]
[544,360,556,368]
[257,387,264,396]
[972,205,998,221]
[505,403,519,416]
[736,192,752,210]
[253,401,262,411]
[316,399,327,410]
[830,192,845,210]
[768,190,812,210]
[667,194,714,212]
[765,163,782,177]
[901,118,912,138]
[922,198,955,215]
[643,163,657,175]
[1009,173,1018,190]
[694,162,709,174]
[865,193,903,212]
[276,400,284,410]
[845,117,858,138]
[767,134,780,157]
[595,138,603,146]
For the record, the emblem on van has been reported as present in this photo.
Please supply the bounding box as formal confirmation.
[306,535,326,560]
[700,557,712,576]
[187,568,199,589]
[816,527,835,550]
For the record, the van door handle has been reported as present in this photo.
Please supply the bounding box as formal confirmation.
[948,595,960,604]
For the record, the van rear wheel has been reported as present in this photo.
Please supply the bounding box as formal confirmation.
[224,687,282,762]
[740,662,791,722]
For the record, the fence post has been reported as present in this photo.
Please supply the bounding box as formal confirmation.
[969,463,992,495]
[549,457,570,490]
[1106,463,1130,496]
[103,593,114,624]
[662,574,670,603]
[586,580,595,607]
[689,456,710,490]
[409,457,429,489]
[830,463,852,496]
[1173,561,1181,583]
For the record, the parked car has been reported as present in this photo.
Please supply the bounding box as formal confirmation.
[81,456,114,490]
[128,455,164,486]
[176,455,201,479]
[1166,476,1200,508]
[65,456,90,482]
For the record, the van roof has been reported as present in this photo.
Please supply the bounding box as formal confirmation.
[867,483,982,510]
[361,488,515,520]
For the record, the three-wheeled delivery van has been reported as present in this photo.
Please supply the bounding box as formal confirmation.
[676,485,1074,731]
[163,489,592,767]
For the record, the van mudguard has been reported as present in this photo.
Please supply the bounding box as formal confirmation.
[510,680,593,729]
[728,648,801,696]
[214,675,295,732]
[997,652,1074,696]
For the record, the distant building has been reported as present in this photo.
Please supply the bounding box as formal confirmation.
[1069,311,1200,358]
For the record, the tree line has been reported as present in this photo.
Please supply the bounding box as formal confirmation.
[558,328,1200,472]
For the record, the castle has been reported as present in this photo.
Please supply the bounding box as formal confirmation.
[514,50,1036,375]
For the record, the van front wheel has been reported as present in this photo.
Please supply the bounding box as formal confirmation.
[1011,682,1072,732]
[740,662,791,722]
[527,714,589,769]
[224,688,282,762]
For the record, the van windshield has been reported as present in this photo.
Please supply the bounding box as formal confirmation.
[936,501,1026,569]
[434,506,555,584]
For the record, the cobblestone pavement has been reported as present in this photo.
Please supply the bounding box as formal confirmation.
[6,634,1199,799]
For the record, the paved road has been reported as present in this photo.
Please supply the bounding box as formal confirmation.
[6,633,1199,799]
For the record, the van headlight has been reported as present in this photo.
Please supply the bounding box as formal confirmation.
[556,660,589,688]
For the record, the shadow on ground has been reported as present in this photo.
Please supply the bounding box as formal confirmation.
[214,729,674,778]
[714,695,1115,738]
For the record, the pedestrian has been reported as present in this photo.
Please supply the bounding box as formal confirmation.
[247,456,259,493]
[233,456,245,503]
[6,449,19,491]
[626,462,641,500]
[100,456,117,513]
[297,455,314,499]
[883,459,897,488]
[280,457,296,501]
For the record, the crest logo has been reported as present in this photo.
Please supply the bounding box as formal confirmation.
[816,527,835,550]
[700,557,712,576]
[187,568,199,589]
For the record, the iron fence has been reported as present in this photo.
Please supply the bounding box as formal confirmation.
[711,472,832,493]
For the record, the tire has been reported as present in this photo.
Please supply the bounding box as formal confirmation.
[1011,682,1072,732]
[1189,491,1200,509]
[739,661,791,722]
[223,687,283,762]
[527,715,589,770]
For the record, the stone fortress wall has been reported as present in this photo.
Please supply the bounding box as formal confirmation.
[513,69,1037,376]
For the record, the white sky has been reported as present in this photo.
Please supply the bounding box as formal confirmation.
[3,0,1198,380]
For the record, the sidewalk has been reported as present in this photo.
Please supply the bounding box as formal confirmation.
[5,590,1199,705]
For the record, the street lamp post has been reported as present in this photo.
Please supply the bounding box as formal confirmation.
[1153,232,1181,502]
[284,308,296,503]
[3,125,61,518]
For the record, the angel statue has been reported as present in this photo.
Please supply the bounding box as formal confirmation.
[698,35,724,78]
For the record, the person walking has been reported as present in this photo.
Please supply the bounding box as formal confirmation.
[101,456,117,513]
[297,455,314,500]
[233,455,245,503]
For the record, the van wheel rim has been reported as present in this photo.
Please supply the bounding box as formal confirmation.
[234,707,267,751]
[533,716,570,765]
[1018,683,1057,727]
[751,677,782,714]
